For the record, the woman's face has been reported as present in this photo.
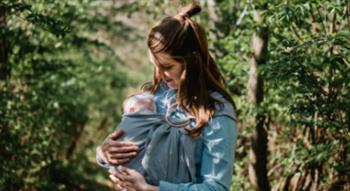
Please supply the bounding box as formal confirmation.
[150,52,184,89]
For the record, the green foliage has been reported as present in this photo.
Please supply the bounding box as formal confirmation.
[0,0,138,190]
[1,0,349,190]
[263,2,350,189]
[210,0,350,189]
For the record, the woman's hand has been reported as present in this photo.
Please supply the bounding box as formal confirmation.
[97,130,139,165]
[109,167,159,191]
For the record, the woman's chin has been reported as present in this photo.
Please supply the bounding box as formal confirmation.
[166,81,178,89]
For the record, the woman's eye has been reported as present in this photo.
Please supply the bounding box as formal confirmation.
[163,66,172,70]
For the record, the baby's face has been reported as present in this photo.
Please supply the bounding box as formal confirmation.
[124,97,156,114]
[125,97,156,114]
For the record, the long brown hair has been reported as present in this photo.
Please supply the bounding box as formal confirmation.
[146,4,234,137]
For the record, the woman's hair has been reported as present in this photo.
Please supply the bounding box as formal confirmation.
[145,3,234,137]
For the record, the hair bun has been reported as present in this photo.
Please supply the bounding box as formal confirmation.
[178,4,201,18]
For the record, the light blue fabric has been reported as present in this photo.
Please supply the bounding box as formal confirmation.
[97,83,199,185]
[115,112,197,186]
[153,83,238,191]
[96,82,237,191]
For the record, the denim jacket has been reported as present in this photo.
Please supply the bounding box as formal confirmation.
[154,83,238,191]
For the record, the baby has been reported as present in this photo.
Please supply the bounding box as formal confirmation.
[122,92,156,115]
[97,92,158,173]
[97,91,196,186]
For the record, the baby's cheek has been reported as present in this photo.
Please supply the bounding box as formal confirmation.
[129,107,136,113]
[148,104,155,112]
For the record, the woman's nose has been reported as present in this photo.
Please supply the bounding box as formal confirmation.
[155,67,164,80]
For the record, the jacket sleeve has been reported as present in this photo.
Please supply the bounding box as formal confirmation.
[159,115,238,191]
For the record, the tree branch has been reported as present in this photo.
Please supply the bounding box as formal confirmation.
[291,21,303,42]
[0,5,10,80]
[347,0,350,31]
[316,4,327,35]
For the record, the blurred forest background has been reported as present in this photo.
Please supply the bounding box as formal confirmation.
[0,0,349,190]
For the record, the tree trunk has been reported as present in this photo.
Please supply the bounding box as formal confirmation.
[206,0,224,58]
[247,9,270,191]
[0,5,10,80]
[66,120,87,160]
[207,0,220,23]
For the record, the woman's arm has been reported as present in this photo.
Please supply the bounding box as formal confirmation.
[96,130,139,166]
[110,115,237,191]
[109,167,159,191]
[158,115,238,191]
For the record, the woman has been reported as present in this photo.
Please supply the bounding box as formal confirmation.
[96,4,238,191]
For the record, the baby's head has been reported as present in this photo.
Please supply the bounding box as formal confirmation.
[122,92,156,114]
